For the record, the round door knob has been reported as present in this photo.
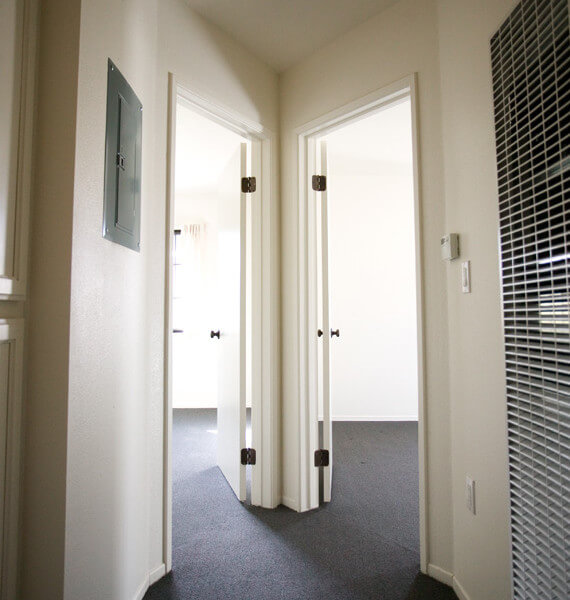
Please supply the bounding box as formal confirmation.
[210,330,220,339]
[318,329,323,337]
[331,329,340,338]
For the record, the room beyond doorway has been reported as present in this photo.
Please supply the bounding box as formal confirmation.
[172,104,248,411]
[320,99,419,423]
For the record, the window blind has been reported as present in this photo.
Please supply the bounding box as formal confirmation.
[491,1,570,598]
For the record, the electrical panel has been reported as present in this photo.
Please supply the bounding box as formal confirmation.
[103,59,142,252]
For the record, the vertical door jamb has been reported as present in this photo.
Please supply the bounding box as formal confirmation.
[163,72,176,575]
[250,139,263,506]
[318,140,332,502]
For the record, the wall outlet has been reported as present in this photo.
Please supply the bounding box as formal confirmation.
[466,476,476,514]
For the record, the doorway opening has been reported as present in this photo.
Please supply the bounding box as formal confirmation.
[163,83,266,576]
[171,97,254,493]
[163,76,279,576]
[316,96,420,549]
[297,77,427,569]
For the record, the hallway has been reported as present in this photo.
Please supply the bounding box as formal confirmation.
[145,410,457,600]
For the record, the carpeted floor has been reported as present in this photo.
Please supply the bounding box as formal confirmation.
[144,409,457,600]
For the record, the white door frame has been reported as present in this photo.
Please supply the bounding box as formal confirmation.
[295,74,428,572]
[163,73,279,573]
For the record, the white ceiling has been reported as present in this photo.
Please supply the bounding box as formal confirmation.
[184,0,399,72]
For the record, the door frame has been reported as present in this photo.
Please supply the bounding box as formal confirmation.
[294,74,428,571]
[162,73,279,573]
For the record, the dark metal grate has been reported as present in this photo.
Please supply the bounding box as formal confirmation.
[491,0,570,598]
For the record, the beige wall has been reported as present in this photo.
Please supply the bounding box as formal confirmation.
[25,0,278,598]
[280,0,453,572]
[436,0,517,598]
[23,0,81,597]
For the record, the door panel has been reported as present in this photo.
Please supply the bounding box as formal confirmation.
[249,139,262,506]
[318,140,332,502]
[216,143,246,501]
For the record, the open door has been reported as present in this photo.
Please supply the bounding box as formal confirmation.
[215,142,248,501]
[318,140,333,502]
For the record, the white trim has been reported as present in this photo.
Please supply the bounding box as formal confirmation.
[0,320,25,600]
[427,563,454,587]
[320,415,419,422]
[294,77,411,139]
[428,564,472,600]
[0,0,37,298]
[131,563,167,600]
[163,73,279,571]
[162,73,177,574]
[133,577,149,600]
[453,576,472,600]
[149,563,166,586]
[176,87,265,138]
[281,496,300,512]
[295,75,428,572]
[409,73,429,574]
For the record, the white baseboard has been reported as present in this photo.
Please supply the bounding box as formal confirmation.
[427,564,471,600]
[133,577,148,600]
[133,563,167,600]
[453,576,471,600]
[318,415,419,422]
[427,563,454,586]
[281,495,299,511]
[150,563,167,585]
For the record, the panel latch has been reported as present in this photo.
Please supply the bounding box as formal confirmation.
[116,152,126,171]
[241,176,257,193]
[312,175,326,192]
[241,448,256,465]
[314,449,329,467]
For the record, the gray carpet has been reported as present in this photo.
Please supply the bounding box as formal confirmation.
[144,410,457,600]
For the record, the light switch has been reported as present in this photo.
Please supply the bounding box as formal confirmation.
[461,261,471,293]
[466,476,476,514]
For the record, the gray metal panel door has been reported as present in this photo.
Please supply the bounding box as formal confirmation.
[103,59,142,252]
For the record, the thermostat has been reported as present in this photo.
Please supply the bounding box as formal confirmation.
[441,234,459,261]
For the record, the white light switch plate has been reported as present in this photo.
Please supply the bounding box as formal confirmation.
[466,476,476,514]
[462,260,471,293]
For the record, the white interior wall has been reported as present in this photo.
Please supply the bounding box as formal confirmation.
[324,101,418,421]
[436,1,518,598]
[25,0,278,598]
[280,0,453,571]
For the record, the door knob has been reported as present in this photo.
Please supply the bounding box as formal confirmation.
[318,329,323,337]
[210,330,220,339]
[331,329,340,338]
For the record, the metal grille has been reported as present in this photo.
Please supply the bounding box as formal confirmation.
[491,0,570,598]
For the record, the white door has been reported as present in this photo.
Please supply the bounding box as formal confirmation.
[215,142,247,501]
[318,140,333,502]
